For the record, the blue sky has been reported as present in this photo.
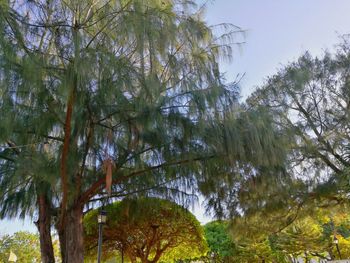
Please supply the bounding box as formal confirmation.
[204,0,350,97]
[1,0,350,235]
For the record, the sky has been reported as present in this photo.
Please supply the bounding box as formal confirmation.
[204,0,350,98]
[1,0,350,235]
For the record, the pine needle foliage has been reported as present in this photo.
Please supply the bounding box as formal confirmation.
[235,38,350,245]
[0,2,286,258]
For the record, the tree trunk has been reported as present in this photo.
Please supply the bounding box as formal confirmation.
[36,194,55,263]
[58,204,84,263]
[58,226,66,263]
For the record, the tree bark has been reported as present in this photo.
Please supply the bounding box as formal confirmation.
[36,194,55,263]
[58,204,84,263]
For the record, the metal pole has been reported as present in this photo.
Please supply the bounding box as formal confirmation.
[336,243,342,259]
[121,247,124,263]
[97,223,103,263]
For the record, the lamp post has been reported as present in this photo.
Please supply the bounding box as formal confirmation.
[97,209,107,263]
[333,235,342,259]
[119,242,124,263]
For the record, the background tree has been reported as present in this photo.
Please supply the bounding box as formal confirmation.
[317,209,350,260]
[226,206,350,262]
[225,38,350,260]
[201,220,288,263]
[84,197,208,263]
[272,217,326,262]
[203,221,237,262]
[247,37,350,204]
[0,231,61,263]
[0,0,285,262]
[0,231,41,263]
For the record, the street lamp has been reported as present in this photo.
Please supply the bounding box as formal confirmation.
[333,235,338,244]
[333,235,342,259]
[121,246,124,263]
[97,209,107,263]
[98,209,107,224]
[121,243,124,263]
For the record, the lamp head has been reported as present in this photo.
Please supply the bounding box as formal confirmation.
[98,210,107,224]
[333,235,339,244]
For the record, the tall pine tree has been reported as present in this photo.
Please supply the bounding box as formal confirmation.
[0,0,285,261]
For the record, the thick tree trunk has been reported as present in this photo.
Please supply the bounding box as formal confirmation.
[58,204,84,263]
[36,194,55,263]
[58,226,66,262]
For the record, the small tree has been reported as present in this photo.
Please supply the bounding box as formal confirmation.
[203,221,236,262]
[84,198,208,263]
[0,231,45,263]
[0,231,61,263]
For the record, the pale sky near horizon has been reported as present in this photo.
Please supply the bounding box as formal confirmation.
[1,0,350,235]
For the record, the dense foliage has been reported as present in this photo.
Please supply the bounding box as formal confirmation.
[203,221,236,261]
[0,231,61,263]
[199,208,350,262]
[0,231,41,263]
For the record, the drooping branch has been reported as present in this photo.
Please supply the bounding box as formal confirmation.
[79,154,216,204]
